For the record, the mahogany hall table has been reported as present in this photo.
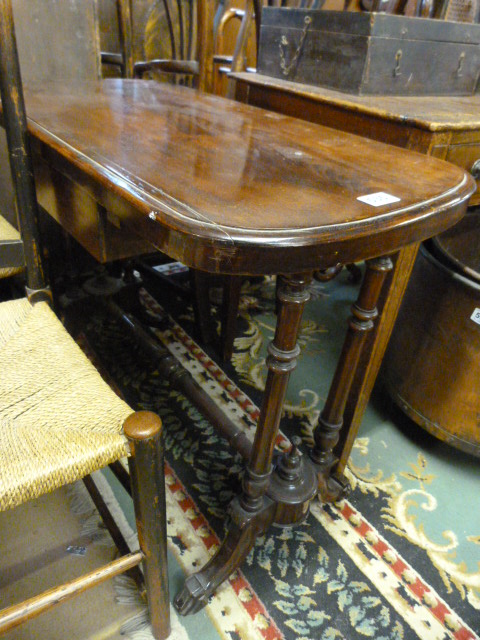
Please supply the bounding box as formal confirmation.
[232,71,480,475]
[15,79,474,613]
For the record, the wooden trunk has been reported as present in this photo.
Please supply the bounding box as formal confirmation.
[383,242,480,457]
[257,9,480,96]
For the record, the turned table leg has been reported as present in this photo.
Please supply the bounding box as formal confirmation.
[334,245,420,475]
[310,255,393,502]
[174,273,313,615]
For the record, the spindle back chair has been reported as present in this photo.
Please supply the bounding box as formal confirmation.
[102,0,216,92]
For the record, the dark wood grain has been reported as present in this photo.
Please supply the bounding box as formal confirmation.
[18,79,474,274]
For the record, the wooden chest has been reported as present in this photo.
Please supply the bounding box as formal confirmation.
[257,9,480,96]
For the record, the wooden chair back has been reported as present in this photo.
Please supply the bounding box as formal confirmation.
[0,0,101,235]
[102,0,216,92]
[0,1,47,296]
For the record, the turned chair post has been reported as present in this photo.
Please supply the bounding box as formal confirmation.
[0,0,46,296]
[124,412,170,640]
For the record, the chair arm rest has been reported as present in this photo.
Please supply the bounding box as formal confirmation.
[133,59,199,79]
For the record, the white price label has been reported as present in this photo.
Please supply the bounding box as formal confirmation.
[357,192,401,207]
[471,308,480,325]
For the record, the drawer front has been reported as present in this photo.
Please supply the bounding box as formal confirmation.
[34,154,154,263]
[446,143,480,205]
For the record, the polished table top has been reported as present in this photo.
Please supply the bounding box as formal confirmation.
[21,79,474,274]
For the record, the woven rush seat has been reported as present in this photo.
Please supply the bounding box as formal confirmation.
[0,214,23,279]
[0,297,132,512]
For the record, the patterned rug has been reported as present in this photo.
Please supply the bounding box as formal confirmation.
[76,268,479,640]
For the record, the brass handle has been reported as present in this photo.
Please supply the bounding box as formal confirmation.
[470,159,480,180]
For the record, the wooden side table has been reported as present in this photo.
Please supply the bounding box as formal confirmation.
[232,72,480,471]
[13,79,473,613]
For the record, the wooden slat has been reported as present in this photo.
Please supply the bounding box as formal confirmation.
[0,552,143,634]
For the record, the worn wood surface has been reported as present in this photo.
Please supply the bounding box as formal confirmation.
[124,411,171,638]
[0,0,101,224]
[233,72,480,129]
[16,79,473,273]
[0,552,144,634]
[12,0,101,82]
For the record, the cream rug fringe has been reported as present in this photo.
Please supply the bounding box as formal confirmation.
[69,472,186,640]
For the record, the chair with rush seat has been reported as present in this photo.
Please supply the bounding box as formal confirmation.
[0,1,170,637]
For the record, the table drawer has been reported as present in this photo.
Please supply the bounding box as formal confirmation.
[446,143,480,205]
[34,154,154,263]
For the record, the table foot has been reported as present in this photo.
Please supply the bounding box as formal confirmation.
[174,497,276,615]
[316,469,351,503]
[175,273,312,615]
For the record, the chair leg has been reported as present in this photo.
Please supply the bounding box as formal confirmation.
[124,411,170,640]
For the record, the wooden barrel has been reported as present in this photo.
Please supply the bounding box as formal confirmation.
[432,210,480,284]
[383,243,480,457]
